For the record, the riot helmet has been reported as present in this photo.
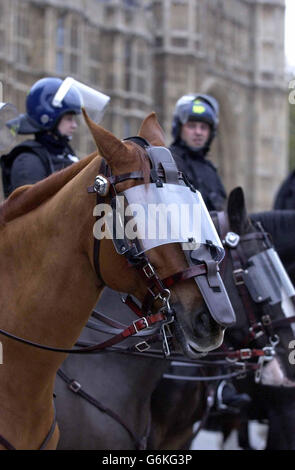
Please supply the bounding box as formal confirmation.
[171,94,219,151]
[7,77,82,135]
[7,77,110,135]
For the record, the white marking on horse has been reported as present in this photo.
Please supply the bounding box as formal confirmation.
[261,358,295,387]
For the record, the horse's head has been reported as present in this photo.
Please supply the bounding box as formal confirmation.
[213,187,295,385]
[84,110,236,357]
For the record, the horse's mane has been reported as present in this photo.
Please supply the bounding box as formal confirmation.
[0,151,98,226]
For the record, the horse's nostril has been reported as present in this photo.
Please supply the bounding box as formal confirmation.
[194,310,212,338]
[199,312,210,330]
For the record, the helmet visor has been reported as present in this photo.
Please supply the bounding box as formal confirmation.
[0,102,19,150]
[52,77,110,123]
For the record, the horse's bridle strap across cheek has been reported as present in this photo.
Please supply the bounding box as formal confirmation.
[162,264,208,287]
[137,263,211,322]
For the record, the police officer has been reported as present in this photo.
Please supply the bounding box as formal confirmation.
[273,171,295,210]
[170,94,226,211]
[170,94,251,413]
[2,77,82,197]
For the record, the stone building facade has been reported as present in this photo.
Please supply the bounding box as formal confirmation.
[0,0,288,210]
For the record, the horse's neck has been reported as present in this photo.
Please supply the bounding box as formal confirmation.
[0,156,104,414]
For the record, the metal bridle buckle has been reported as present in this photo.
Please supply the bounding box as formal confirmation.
[161,315,174,358]
[255,346,276,383]
[249,322,264,339]
[239,348,252,360]
[263,345,276,360]
[233,268,245,286]
[143,263,156,279]
[135,341,150,352]
[235,362,247,379]
[269,334,280,347]
[133,317,149,333]
[224,232,240,248]
[69,380,81,393]
[159,288,173,314]
[261,314,272,326]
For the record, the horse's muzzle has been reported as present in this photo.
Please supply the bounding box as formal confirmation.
[173,304,225,357]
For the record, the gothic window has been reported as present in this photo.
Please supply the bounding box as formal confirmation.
[68,17,80,75]
[55,14,81,76]
[170,1,188,31]
[56,16,65,47]
[124,38,132,91]
[124,37,148,96]
[14,8,31,66]
[88,29,101,86]
[55,15,65,73]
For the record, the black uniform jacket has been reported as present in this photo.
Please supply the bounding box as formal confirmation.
[169,141,227,211]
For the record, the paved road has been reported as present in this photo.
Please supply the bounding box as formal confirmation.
[191,421,268,450]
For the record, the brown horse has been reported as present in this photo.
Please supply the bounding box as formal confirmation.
[0,111,230,450]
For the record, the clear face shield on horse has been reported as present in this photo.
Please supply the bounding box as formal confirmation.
[242,248,295,311]
[94,143,236,354]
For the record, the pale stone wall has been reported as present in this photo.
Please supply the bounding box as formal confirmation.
[0,0,288,211]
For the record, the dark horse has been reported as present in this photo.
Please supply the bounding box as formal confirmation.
[0,110,235,450]
[149,188,295,450]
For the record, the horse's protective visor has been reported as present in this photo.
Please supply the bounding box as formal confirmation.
[52,77,110,123]
[107,183,225,262]
[243,248,295,305]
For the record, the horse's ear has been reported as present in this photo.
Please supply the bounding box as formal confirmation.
[138,112,166,147]
[82,108,128,164]
[227,187,251,234]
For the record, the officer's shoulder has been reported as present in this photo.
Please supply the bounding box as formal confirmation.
[12,150,45,167]
[202,158,218,171]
